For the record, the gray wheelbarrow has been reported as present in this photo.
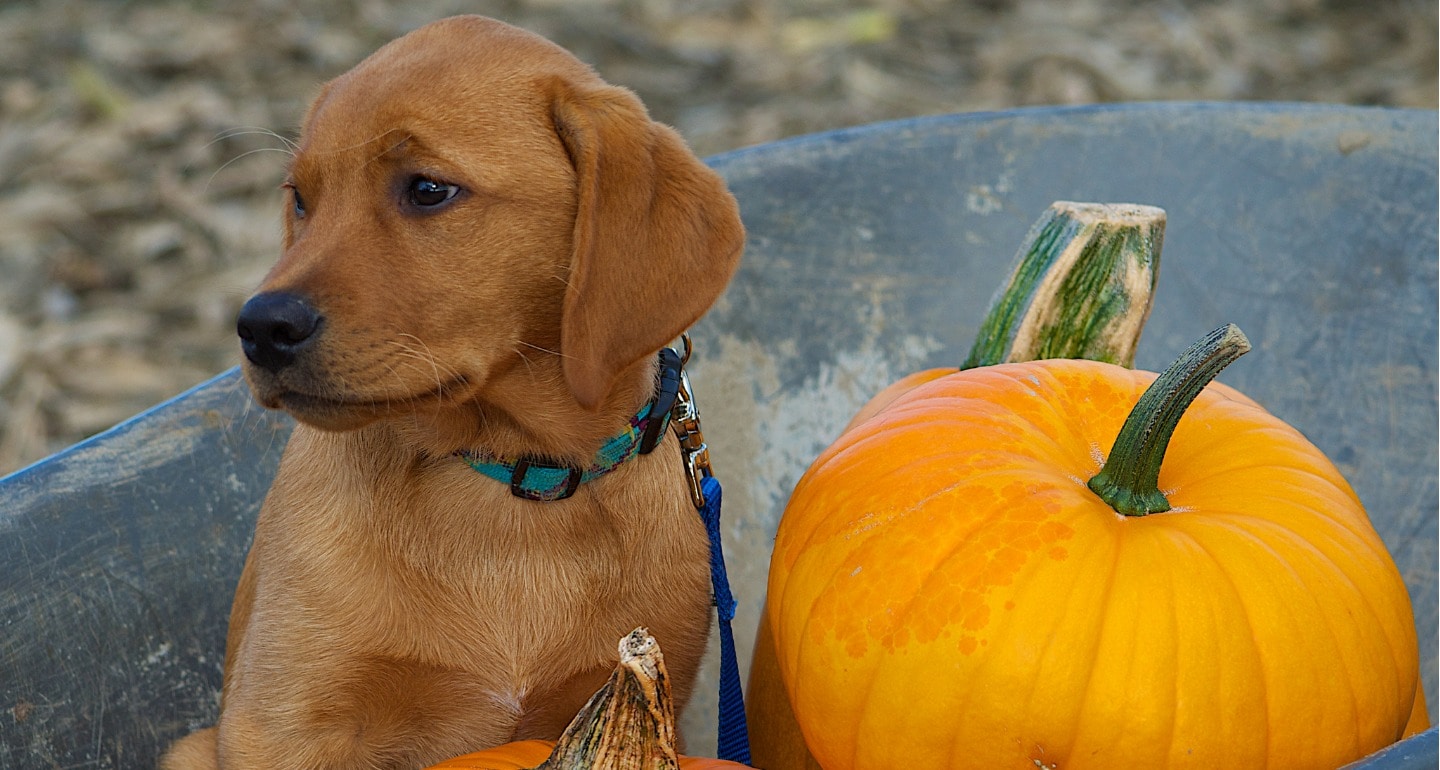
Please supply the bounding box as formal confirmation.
[2,102,1434,768]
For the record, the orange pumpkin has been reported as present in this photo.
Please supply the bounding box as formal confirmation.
[767,326,1423,769]
[750,201,1169,770]
[426,740,747,769]
[426,740,554,769]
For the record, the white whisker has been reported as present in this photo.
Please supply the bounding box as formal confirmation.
[396,333,449,391]
[512,345,536,378]
[517,340,566,359]
[205,147,293,194]
[206,126,300,153]
[381,334,467,404]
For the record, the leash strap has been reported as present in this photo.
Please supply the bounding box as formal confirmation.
[668,337,751,764]
[698,473,752,764]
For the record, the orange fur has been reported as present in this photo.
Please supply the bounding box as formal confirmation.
[161,16,743,769]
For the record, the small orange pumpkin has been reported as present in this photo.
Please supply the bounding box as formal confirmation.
[426,740,745,769]
[426,740,555,770]
[767,326,1423,769]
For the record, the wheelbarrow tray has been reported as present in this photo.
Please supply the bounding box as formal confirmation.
[2,102,1434,768]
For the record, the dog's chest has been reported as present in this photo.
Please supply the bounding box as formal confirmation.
[319,460,706,662]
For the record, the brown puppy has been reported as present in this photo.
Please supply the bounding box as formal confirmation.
[161,15,742,770]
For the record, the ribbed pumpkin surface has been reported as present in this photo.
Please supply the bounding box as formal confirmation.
[768,360,1420,769]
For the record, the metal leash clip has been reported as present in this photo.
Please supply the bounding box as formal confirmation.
[668,334,711,510]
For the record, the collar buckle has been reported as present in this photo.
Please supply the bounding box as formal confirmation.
[510,457,584,501]
[639,346,684,455]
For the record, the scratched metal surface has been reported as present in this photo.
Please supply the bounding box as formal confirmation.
[0,371,292,767]
[0,103,1434,767]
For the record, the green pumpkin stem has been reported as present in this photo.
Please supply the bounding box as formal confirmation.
[1087,324,1251,516]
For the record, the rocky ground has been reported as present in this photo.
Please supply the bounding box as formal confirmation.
[0,0,1434,474]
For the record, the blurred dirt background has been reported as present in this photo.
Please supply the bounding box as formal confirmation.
[0,0,1435,474]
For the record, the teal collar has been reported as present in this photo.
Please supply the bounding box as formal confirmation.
[456,348,684,502]
[455,401,668,502]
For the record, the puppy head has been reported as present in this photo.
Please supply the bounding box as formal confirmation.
[239,16,743,433]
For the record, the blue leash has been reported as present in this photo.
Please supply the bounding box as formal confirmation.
[698,473,751,764]
[666,337,751,764]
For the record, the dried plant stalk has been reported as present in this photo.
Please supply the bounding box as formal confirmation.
[537,629,681,770]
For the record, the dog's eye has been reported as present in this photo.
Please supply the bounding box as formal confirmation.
[284,184,306,219]
[408,177,460,209]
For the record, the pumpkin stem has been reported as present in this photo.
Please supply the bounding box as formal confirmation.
[963,201,1165,369]
[536,628,681,770]
[1087,324,1251,516]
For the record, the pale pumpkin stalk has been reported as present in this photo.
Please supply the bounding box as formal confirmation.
[1088,323,1252,516]
[536,628,681,770]
[963,201,1165,369]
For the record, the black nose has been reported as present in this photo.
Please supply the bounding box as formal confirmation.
[236,292,323,372]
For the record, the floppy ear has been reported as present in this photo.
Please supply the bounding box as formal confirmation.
[551,79,744,410]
